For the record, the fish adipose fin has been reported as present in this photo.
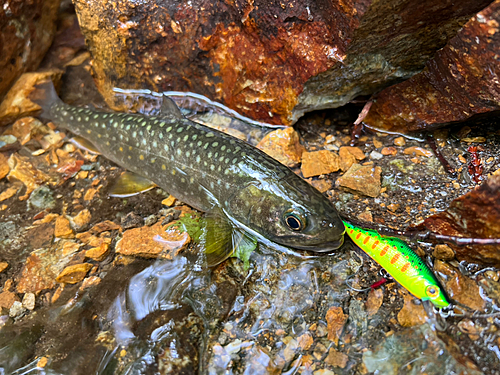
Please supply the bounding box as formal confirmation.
[29,80,63,119]
[201,211,257,267]
[70,136,101,154]
[109,171,157,197]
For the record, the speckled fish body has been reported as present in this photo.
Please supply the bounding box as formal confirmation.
[343,221,449,308]
[32,81,345,253]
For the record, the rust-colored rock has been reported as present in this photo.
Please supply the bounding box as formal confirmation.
[364,0,500,133]
[0,71,63,127]
[85,242,110,262]
[73,0,490,125]
[434,260,485,311]
[256,127,305,167]
[325,306,348,345]
[0,290,19,309]
[301,150,339,178]
[56,263,93,284]
[335,164,382,197]
[3,117,42,145]
[424,173,500,266]
[397,289,428,327]
[71,209,92,232]
[0,0,60,101]
[0,153,9,179]
[433,244,455,261]
[7,153,51,200]
[54,216,74,239]
[339,146,365,172]
[116,221,190,259]
[324,348,348,368]
[365,288,383,316]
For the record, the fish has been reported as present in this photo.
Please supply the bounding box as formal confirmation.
[343,221,450,308]
[30,80,345,265]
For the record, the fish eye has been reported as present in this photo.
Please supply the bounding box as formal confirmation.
[283,209,306,231]
[425,285,439,298]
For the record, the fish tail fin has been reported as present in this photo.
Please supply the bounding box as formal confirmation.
[29,79,63,118]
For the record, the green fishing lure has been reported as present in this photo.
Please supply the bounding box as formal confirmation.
[343,221,450,308]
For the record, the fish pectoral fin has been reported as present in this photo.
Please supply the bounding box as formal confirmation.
[201,212,257,268]
[70,136,100,154]
[160,96,184,119]
[108,171,157,198]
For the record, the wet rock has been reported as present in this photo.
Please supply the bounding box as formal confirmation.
[256,127,305,167]
[0,135,18,151]
[381,147,397,156]
[424,173,500,266]
[73,0,489,125]
[7,153,51,200]
[54,216,74,239]
[16,240,81,293]
[0,71,63,126]
[79,275,101,291]
[21,292,35,311]
[0,262,8,273]
[309,179,332,193]
[301,150,339,178]
[27,185,56,210]
[71,209,92,231]
[0,153,9,179]
[325,306,348,346]
[161,195,177,207]
[25,222,54,250]
[55,263,93,284]
[324,348,348,368]
[85,242,110,262]
[434,260,485,311]
[121,211,143,229]
[0,291,19,309]
[0,184,20,202]
[363,1,500,133]
[363,324,483,375]
[365,288,383,317]
[2,117,42,145]
[369,150,383,160]
[403,146,433,158]
[116,221,190,259]
[9,301,26,318]
[432,244,455,261]
[335,164,382,198]
[397,290,427,327]
[297,333,313,350]
[393,137,406,147]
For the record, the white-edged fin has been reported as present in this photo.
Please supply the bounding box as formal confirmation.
[70,136,100,154]
[109,171,157,198]
[160,96,184,119]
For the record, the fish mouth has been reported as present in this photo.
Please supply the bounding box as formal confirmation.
[292,235,345,253]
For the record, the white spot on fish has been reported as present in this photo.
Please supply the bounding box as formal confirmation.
[153,141,157,148]
[177,127,183,133]
[206,133,214,138]
[192,135,198,141]
[166,126,172,132]
[183,135,188,142]
[212,142,218,147]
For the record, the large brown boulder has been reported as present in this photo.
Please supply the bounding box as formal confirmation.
[363,0,500,133]
[73,0,492,125]
[0,0,61,101]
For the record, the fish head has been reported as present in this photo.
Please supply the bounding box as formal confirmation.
[422,281,450,308]
[227,177,345,252]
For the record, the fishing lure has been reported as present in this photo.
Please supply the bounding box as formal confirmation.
[343,220,450,308]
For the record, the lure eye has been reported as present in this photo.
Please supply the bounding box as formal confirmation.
[425,285,440,298]
[283,209,306,231]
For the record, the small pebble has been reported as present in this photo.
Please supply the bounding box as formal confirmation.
[394,137,406,146]
[144,214,157,226]
[22,292,36,310]
[9,301,26,318]
[370,150,383,160]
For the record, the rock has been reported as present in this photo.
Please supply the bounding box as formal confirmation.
[121,212,143,229]
[0,71,63,126]
[403,146,433,157]
[27,185,56,210]
[381,147,397,156]
[79,276,101,291]
[335,164,382,198]
[72,0,489,125]
[339,147,356,172]
[309,179,331,193]
[0,184,21,202]
[393,137,406,146]
[365,288,383,316]
[434,260,485,311]
[3,117,42,145]
[85,242,110,262]
[0,1,60,101]
[71,209,92,231]
[324,348,348,368]
[0,135,18,151]
[54,216,74,239]
[25,222,54,250]
[297,333,313,350]
[325,306,348,345]
[0,153,9,179]
[0,262,8,273]
[16,240,81,293]
[161,195,177,207]
[0,290,19,309]
[397,289,428,327]
[369,150,383,160]
[7,153,51,200]
[22,292,36,310]
[424,173,500,266]
[116,221,190,259]
[432,244,455,261]
[363,1,500,133]
[256,127,305,167]
[55,263,93,284]
[9,301,26,318]
[301,150,339,178]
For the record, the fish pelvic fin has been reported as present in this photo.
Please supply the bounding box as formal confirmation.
[29,79,63,119]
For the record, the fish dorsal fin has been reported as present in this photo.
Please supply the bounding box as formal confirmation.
[109,171,157,197]
[201,210,257,267]
[70,136,100,154]
[160,96,184,119]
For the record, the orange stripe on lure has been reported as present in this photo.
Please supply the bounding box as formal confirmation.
[343,221,450,308]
